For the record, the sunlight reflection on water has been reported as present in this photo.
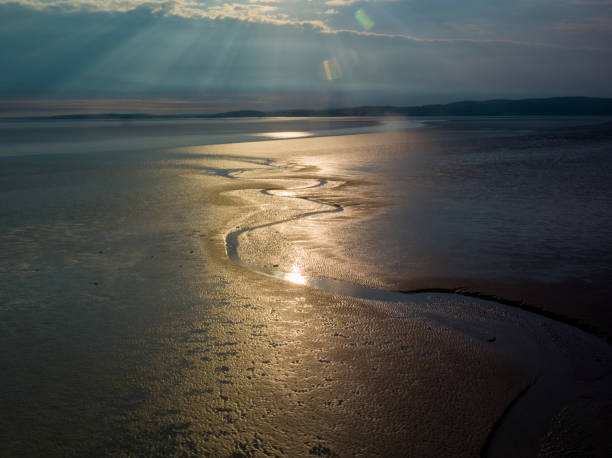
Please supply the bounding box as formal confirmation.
[254,131,313,139]
[284,265,307,285]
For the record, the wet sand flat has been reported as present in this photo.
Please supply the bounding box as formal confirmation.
[1,119,612,456]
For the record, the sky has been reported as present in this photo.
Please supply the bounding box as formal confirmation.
[1,0,612,115]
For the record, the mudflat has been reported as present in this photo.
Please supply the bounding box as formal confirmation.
[1,118,611,456]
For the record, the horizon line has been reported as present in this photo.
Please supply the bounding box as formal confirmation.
[2,96,612,121]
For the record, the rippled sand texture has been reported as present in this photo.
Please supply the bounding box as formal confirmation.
[1,123,612,456]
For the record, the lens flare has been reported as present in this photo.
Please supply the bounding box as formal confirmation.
[355,9,374,31]
[322,58,343,81]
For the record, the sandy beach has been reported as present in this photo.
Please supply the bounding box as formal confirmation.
[1,119,612,456]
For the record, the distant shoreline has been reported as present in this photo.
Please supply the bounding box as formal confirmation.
[2,96,612,121]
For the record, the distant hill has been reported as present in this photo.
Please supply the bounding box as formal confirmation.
[273,97,612,117]
[4,97,612,121]
[11,110,268,121]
